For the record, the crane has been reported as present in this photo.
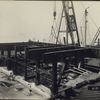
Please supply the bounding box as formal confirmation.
[51,1,80,46]
[91,27,100,46]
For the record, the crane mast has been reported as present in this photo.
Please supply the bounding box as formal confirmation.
[56,1,80,46]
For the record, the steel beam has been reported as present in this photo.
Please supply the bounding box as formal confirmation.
[28,45,79,59]
[43,48,90,62]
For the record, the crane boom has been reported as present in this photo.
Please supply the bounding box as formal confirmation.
[56,1,80,46]
[91,27,100,46]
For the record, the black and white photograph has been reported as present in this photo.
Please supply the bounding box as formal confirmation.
[0,0,100,100]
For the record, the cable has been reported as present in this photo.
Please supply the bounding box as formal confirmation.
[80,2,85,10]
[79,13,85,26]
[78,1,99,46]
[88,13,99,30]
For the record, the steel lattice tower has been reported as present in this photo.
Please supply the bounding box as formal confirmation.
[56,1,80,46]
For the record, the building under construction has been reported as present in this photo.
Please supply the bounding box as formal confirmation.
[0,1,100,100]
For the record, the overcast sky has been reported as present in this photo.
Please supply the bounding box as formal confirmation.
[0,1,99,44]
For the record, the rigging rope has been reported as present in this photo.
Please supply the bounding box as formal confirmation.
[78,1,99,45]
[49,1,62,43]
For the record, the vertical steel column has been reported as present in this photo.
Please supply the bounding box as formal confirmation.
[14,46,17,59]
[77,54,85,68]
[1,49,4,57]
[81,57,85,68]
[74,55,79,68]
[6,50,11,68]
[52,60,58,96]
[24,47,28,80]
[14,46,17,74]
[7,50,11,58]
[36,60,40,85]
